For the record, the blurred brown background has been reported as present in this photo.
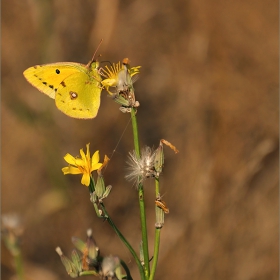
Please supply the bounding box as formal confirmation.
[2,0,278,279]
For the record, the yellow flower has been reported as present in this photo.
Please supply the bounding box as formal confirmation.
[62,144,102,186]
[101,58,141,95]
[101,61,123,92]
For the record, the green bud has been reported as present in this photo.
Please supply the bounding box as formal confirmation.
[154,142,164,177]
[56,247,81,278]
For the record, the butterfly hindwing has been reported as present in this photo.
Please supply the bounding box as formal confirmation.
[55,69,101,119]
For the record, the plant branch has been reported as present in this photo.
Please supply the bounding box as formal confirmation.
[100,203,145,280]
[131,108,150,278]
[150,178,161,280]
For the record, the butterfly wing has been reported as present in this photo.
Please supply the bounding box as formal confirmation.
[23,63,85,99]
[55,65,102,119]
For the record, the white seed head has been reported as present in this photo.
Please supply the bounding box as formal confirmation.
[125,146,156,188]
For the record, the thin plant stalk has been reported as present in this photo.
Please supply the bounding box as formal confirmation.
[3,233,25,280]
[79,271,99,277]
[149,229,161,280]
[100,203,145,280]
[130,108,150,278]
[120,259,133,280]
[149,178,161,280]
[89,175,96,193]
[14,250,25,280]
[130,108,140,156]
[88,176,144,279]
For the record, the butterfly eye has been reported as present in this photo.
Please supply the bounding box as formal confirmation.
[69,91,78,100]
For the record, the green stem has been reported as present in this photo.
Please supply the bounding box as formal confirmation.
[88,178,144,279]
[100,204,145,280]
[130,108,150,278]
[3,237,25,280]
[155,178,160,197]
[120,259,133,280]
[79,270,99,276]
[130,108,140,156]
[150,179,161,280]
[149,229,161,280]
[89,175,95,193]
[137,185,149,278]
[14,251,25,280]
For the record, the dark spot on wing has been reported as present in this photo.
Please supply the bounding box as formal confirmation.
[43,82,47,85]
[56,69,60,74]
[49,85,54,89]
[61,81,66,87]
[69,91,78,100]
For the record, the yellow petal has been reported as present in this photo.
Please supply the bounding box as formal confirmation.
[81,173,90,186]
[75,158,85,167]
[64,154,77,165]
[62,166,81,175]
[91,163,102,172]
[80,148,86,160]
[86,143,90,159]
[68,166,82,174]
[62,167,70,174]
[91,150,100,165]
[102,78,117,88]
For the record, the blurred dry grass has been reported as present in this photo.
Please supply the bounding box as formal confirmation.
[2,0,278,279]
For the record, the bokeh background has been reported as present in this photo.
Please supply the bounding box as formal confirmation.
[2,0,278,279]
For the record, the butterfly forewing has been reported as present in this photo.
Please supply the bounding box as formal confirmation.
[23,63,86,99]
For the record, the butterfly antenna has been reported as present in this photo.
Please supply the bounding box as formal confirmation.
[91,39,103,62]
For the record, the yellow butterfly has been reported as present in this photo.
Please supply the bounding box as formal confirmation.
[23,56,102,119]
